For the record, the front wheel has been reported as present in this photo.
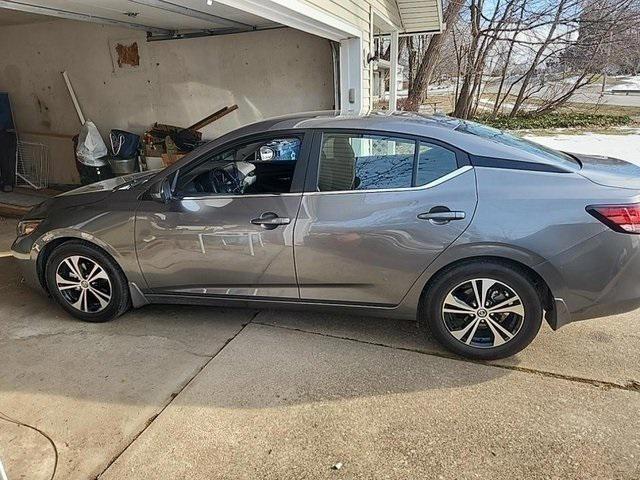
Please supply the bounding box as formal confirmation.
[422,261,543,360]
[46,241,130,322]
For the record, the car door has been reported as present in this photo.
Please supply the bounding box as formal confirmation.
[135,131,311,298]
[294,130,478,305]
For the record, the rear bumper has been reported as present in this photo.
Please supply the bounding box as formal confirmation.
[536,230,640,328]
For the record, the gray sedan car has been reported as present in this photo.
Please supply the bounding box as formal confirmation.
[11,112,640,359]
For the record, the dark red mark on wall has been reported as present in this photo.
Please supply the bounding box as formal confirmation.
[115,42,140,68]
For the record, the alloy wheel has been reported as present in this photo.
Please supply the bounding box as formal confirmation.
[442,278,525,349]
[55,255,112,313]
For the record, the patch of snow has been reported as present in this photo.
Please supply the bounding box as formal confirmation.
[565,75,580,84]
[477,99,537,112]
[524,130,640,165]
[608,75,640,91]
[427,83,454,93]
[379,84,453,101]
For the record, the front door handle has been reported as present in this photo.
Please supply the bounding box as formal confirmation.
[250,212,291,229]
[418,208,466,224]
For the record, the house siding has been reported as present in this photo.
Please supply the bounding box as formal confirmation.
[302,0,403,109]
[396,0,442,32]
[301,0,440,110]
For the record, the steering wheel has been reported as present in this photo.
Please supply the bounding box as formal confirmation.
[212,165,243,194]
[193,163,243,194]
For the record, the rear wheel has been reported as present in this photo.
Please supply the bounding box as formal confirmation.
[422,261,543,360]
[46,241,130,322]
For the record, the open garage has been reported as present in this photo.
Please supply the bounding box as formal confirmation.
[3,2,639,480]
[0,0,442,195]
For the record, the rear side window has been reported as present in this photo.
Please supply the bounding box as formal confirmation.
[417,142,459,186]
[317,133,459,192]
[318,134,415,191]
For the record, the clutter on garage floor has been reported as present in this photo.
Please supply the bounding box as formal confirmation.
[0,92,58,217]
[72,103,239,183]
[62,71,239,183]
[140,104,238,168]
[0,93,18,194]
[2,68,241,210]
[0,187,57,217]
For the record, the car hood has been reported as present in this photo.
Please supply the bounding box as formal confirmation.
[21,170,159,220]
[58,171,157,196]
[573,153,640,190]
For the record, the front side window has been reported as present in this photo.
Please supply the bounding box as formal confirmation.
[317,133,459,192]
[175,137,301,196]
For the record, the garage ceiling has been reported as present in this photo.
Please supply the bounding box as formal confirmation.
[0,8,52,25]
[0,0,281,36]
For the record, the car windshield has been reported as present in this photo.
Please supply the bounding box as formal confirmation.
[113,172,157,191]
[455,120,580,169]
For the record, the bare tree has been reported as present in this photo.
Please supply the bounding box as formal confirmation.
[453,0,523,119]
[397,0,640,118]
[484,0,640,116]
[403,0,465,111]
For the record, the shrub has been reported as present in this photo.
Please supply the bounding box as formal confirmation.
[473,113,632,130]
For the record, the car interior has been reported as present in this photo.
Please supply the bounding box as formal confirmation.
[318,135,359,191]
[175,137,301,196]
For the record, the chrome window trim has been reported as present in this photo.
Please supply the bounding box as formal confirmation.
[176,166,473,200]
[304,165,473,196]
[179,192,303,201]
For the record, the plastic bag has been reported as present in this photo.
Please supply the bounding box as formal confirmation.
[76,121,108,166]
[109,129,140,159]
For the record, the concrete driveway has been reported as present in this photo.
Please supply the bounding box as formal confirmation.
[1,217,639,480]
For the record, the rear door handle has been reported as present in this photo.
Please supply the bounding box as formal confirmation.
[250,212,291,229]
[418,208,466,224]
[418,211,466,221]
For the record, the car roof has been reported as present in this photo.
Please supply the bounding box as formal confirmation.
[228,110,462,137]
[204,111,574,168]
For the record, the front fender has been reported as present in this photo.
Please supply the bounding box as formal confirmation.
[32,228,123,264]
[15,221,146,294]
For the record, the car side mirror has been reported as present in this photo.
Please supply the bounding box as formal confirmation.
[149,177,173,203]
[259,146,275,162]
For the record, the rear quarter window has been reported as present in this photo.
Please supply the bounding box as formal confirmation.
[417,142,459,186]
[456,120,580,170]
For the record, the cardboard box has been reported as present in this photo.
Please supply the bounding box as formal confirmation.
[162,153,186,166]
[145,144,165,157]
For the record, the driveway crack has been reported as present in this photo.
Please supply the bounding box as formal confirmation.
[253,321,640,393]
[95,313,258,479]
[2,331,225,358]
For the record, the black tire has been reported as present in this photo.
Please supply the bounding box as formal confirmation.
[422,260,543,360]
[45,241,130,323]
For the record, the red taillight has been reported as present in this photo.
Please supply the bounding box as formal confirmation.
[587,204,640,234]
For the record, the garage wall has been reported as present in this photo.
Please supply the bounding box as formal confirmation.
[0,20,334,185]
